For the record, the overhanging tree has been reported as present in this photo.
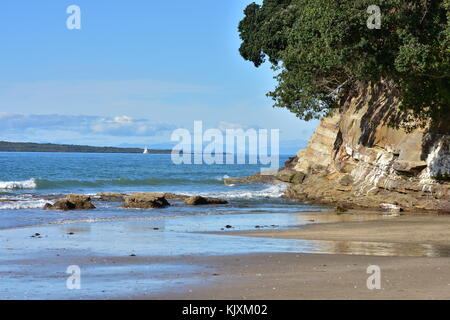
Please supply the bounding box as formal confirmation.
[238,0,450,129]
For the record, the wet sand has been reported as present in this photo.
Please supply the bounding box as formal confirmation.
[149,253,450,300]
[149,213,450,300]
[1,212,450,299]
[231,213,450,245]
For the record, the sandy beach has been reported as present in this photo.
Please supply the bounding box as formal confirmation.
[149,252,450,300]
[152,213,450,300]
[1,210,450,300]
[231,213,450,245]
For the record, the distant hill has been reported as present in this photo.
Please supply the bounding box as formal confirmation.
[0,141,172,154]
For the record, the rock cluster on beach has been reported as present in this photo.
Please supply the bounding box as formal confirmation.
[184,196,228,205]
[41,192,230,210]
[44,194,96,211]
[122,193,170,209]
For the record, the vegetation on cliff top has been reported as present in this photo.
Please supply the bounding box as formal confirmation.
[238,0,450,129]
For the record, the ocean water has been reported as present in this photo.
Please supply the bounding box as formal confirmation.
[0,152,324,229]
[1,152,448,299]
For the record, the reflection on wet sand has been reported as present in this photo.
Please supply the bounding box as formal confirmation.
[300,239,450,258]
[296,212,399,224]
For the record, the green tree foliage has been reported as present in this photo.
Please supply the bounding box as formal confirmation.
[238,0,450,128]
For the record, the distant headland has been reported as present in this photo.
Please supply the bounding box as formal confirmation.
[0,141,172,154]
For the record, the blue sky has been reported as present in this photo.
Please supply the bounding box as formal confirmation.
[0,0,318,153]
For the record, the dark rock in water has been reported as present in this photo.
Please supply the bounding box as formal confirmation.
[52,199,77,211]
[122,193,170,209]
[43,203,54,210]
[225,225,233,229]
[224,174,277,185]
[95,192,189,202]
[43,194,96,211]
[67,195,96,210]
[184,196,228,205]
[95,192,126,202]
[160,193,190,201]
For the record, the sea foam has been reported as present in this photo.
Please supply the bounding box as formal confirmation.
[0,199,50,210]
[185,183,289,199]
[0,179,37,190]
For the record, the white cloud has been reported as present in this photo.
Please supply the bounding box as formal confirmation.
[91,115,175,136]
[0,113,176,139]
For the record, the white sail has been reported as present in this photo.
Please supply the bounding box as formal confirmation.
[143,147,149,154]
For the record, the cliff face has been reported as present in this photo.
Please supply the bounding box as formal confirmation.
[283,82,450,212]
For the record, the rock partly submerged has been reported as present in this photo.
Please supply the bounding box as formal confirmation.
[44,192,228,210]
[184,196,228,205]
[122,193,170,209]
[96,192,190,202]
[95,192,126,202]
[224,173,278,185]
[44,194,96,211]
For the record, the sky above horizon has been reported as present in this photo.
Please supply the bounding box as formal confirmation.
[0,0,319,153]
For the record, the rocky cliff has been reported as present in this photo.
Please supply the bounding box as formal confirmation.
[280,81,450,212]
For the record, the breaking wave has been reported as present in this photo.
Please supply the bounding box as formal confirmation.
[0,199,51,210]
[188,183,289,199]
[0,179,37,190]
[0,177,225,190]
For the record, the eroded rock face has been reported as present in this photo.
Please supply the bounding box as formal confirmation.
[44,194,96,211]
[275,169,306,184]
[184,196,228,205]
[122,193,170,209]
[286,81,450,212]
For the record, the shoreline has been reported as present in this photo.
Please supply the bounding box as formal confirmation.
[1,210,450,299]
[223,212,450,246]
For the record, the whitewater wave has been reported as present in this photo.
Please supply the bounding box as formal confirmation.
[0,199,51,210]
[0,177,225,190]
[0,179,37,190]
[187,183,289,199]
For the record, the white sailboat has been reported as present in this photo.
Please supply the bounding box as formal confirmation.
[143,147,149,154]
